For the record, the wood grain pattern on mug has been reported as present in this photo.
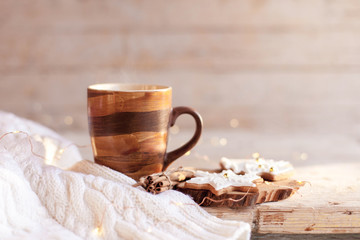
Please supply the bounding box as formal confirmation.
[88,86,171,179]
[91,132,167,157]
[88,91,171,117]
[89,110,170,136]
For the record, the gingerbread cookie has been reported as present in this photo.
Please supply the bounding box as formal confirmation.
[220,157,294,181]
[177,170,262,196]
[177,178,304,208]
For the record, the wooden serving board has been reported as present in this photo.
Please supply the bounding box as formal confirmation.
[177,180,304,208]
[202,163,360,234]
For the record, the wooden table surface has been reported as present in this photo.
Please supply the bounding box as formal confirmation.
[206,163,360,234]
[65,129,360,237]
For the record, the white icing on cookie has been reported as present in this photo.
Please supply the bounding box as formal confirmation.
[220,157,294,175]
[186,170,260,191]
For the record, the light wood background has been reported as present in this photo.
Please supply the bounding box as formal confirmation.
[1,0,360,136]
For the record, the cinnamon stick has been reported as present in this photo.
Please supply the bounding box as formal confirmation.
[137,168,195,194]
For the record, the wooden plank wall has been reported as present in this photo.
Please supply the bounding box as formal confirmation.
[0,0,360,134]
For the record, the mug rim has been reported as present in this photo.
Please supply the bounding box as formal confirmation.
[88,83,171,92]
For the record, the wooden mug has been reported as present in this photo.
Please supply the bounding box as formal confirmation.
[88,83,203,180]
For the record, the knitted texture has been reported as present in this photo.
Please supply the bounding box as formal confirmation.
[0,111,251,240]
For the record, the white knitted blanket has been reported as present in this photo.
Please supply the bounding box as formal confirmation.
[0,111,250,240]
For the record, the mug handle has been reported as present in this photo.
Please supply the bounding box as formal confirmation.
[163,106,203,170]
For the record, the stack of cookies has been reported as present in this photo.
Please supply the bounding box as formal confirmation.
[175,157,304,208]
